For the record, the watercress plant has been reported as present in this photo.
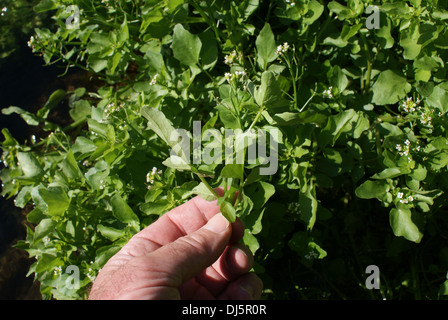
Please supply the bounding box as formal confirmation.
[1,0,448,299]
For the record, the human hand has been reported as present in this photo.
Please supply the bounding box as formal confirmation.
[88,190,263,300]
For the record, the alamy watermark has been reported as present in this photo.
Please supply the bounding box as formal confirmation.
[365,265,380,290]
[66,5,80,30]
[366,5,380,30]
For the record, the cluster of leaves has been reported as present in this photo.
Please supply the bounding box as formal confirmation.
[1,0,448,299]
[0,0,47,63]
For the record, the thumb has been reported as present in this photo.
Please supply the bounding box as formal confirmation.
[150,213,231,286]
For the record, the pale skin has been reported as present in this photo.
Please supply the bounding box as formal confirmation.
[89,189,263,300]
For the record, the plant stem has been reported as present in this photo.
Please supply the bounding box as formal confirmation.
[248,106,264,131]
[197,173,220,199]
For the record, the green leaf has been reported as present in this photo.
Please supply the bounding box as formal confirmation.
[371,167,409,180]
[221,164,244,179]
[199,29,218,70]
[60,150,82,180]
[299,183,318,231]
[31,185,70,217]
[372,70,412,105]
[271,110,327,126]
[34,0,57,12]
[140,200,172,216]
[215,105,241,130]
[389,208,423,243]
[318,109,357,148]
[2,106,40,126]
[192,182,217,201]
[17,152,44,180]
[256,23,277,70]
[355,180,390,200]
[172,24,202,67]
[1,128,18,147]
[110,194,140,229]
[141,107,178,147]
[426,85,448,114]
[328,1,354,19]
[303,0,324,25]
[95,245,121,267]
[328,65,348,93]
[255,71,283,109]
[36,89,66,119]
[97,225,126,242]
[220,200,236,223]
[33,218,57,243]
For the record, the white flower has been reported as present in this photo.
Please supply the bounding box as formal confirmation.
[401,97,421,113]
[397,192,404,199]
[224,50,238,66]
[149,74,159,85]
[323,86,333,99]
[276,42,290,56]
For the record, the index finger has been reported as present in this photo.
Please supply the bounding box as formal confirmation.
[121,189,243,257]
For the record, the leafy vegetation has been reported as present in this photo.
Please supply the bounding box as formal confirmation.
[1,0,448,299]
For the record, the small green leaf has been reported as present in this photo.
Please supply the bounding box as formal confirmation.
[141,107,178,147]
[372,167,409,180]
[255,71,284,109]
[34,0,57,12]
[140,200,172,216]
[221,164,244,179]
[17,152,44,180]
[355,180,390,200]
[299,183,318,231]
[256,23,277,70]
[33,218,57,243]
[172,24,202,67]
[2,106,40,126]
[192,182,217,201]
[31,185,70,217]
[389,208,423,243]
[372,70,412,105]
[220,200,236,223]
[110,194,140,232]
[97,225,126,242]
[36,89,66,119]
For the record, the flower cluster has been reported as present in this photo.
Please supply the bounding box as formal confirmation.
[399,97,439,128]
[53,266,63,276]
[397,192,414,204]
[285,0,296,7]
[323,86,333,99]
[104,102,122,119]
[395,139,411,157]
[86,266,96,282]
[276,42,290,56]
[224,70,247,83]
[146,167,162,189]
[1,7,7,17]
[287,202,299,213]
[224,50,238,66]
[149,73,159,85]
[27,36,36,50]
[401,97,421,113]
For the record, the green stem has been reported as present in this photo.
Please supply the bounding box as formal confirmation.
[248,106,264,131]
[197,174,220,199]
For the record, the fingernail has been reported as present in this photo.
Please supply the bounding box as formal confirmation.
[238,283,254,300]
[203,213,230,234]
